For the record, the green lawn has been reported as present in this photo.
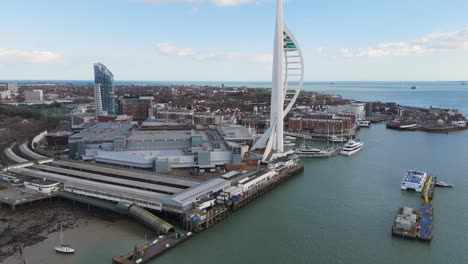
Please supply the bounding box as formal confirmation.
[40,107,71,117]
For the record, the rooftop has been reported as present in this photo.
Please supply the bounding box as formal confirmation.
[69,122,133,142]
[218,125,253,140]
[166,178,229,205]
[127,129,210,141]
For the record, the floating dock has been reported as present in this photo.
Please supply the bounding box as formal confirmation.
[112,234,192,264]
[392,175,436,241]
[418,175,435,241]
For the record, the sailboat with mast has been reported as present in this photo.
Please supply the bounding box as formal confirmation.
[54,223,75,254]
[329,122,346,143]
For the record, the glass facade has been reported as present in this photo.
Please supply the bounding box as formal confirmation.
[94,63,115,115]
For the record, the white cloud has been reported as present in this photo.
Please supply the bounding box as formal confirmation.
[157,42,272,64]
[339,27,468,58]
[140,0,257,7]
[0,48,62,63]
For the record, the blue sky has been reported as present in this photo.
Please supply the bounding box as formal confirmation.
[0,0,467,81]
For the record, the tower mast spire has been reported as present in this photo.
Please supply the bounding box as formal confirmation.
[272,0,284,152]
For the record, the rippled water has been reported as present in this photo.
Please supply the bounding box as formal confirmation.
[150,124,468,264]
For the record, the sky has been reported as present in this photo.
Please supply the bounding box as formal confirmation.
[0,0,467,81]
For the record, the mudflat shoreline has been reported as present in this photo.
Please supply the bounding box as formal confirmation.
[0,200,126,263]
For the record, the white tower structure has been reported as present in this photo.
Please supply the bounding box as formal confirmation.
[252,0,304,161]
[94,84,103,115]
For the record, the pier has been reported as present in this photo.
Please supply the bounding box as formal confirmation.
[0,186,60,211]
[392,175,436,241]
[113,164,304,263]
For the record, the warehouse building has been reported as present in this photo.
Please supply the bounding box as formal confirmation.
[68,123,247,171]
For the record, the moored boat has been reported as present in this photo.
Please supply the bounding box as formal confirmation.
[339,139,363,156]
[55,223,75,254]
[295,146,336,158]
[401,169,428,192]
[435,181,453,188]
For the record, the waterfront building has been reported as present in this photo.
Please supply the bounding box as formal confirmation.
[94,63,115,115]
[119,98,155,121]
[287,113,355,133]
[251,0,304,161]
[24,89,43,102]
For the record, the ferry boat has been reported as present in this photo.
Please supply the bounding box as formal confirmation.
[357,120,371,127]
[400,169,428,192]
[328,135,346,143]
[339,139,364,156]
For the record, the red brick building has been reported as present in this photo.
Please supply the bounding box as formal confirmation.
[119,98,155,121]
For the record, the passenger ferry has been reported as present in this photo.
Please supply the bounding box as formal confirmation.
[339,139,364,156]
[401,169,428,192]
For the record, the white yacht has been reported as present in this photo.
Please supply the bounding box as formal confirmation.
[401,169,428,192]
[296,147,335,158]
[55,223,75,254]
[339,139,364,156]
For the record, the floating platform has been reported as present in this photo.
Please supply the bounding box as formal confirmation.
[112,234,192,264]
[392,175,436,242]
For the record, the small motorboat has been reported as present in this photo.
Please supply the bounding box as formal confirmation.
[435,181,453,188]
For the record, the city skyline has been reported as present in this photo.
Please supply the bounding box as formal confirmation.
[0,0,468,81]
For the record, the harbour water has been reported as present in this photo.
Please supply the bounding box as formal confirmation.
[149,124,468,264]
[5,82,468,263]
